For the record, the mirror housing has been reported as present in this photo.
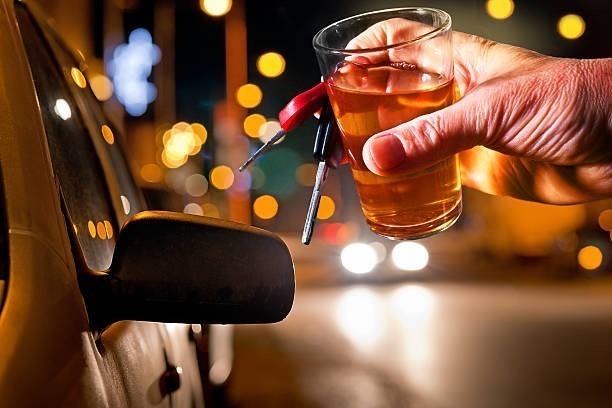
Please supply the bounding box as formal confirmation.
[83,211,295,326]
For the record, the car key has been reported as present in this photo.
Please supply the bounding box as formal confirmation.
[301,99,343,245]
[238,82,328,171]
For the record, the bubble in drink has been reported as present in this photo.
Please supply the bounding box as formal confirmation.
[326,62,462,239]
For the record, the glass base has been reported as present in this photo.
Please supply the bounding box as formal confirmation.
[367,200,463,240]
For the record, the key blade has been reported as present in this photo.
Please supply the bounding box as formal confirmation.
[238,129,286,171]
[302,161,329,245]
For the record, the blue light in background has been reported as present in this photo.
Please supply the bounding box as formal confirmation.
[107,28,161,116]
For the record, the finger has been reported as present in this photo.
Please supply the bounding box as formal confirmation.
[362,88,491,176]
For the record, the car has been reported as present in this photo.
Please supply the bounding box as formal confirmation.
[0,0,295,406]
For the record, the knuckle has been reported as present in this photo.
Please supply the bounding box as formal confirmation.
[408,117,444,157]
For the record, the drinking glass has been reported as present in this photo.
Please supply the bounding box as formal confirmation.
[313,7,461,239]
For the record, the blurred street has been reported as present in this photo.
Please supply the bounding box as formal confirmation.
[226,278,612,408]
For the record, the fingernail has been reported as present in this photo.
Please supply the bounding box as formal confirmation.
[368,134,405,171]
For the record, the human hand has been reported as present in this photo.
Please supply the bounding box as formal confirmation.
[356,25,611,204]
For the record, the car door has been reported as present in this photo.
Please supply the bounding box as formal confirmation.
[2,2,205,406]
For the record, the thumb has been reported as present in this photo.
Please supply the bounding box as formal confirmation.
[362,91,490,176]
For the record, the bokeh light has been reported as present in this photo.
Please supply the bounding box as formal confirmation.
[392,242,429,271]
[319,222,359,245]
[161,122,207,168]
[210,165,234,190]
[104,221,114,239]
[256,52,286,78]
[243,113,267,138]
[236,83,262,108]
[253,195,279,220]
[369,242,387,264]
[140,164,163,183]
[599,209,612,231]
[258,120,282,143]
[296,163,317,187]
[317,195,335,220]
[162,149,188,168]
[89,74,114,101]
[101,125,115,145]
[191,122,208,145]
[96,221,107,240]
[54,99,72,120]
[341,242,378,274]
[557,14,586,40]
[107,28,160,116]
[577,245,603,270]
[200,0,232,17]
[486,0,514,20]
[185,173,209,197]
[184,202,204,215]
[120,195,131,215]
[70,67,87,88]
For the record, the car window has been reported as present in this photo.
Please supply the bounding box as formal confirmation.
[16,5,120,272]
[42,13,147,228]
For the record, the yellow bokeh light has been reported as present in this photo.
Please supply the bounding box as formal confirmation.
[96,221,107,240]
[599,209,612,231]
[210,165,235,190]
[317,195,335,220]
[236,83,262,108]
[296,163,317,187]
[160,122,208,168]
[200,0,232,16]
[243,114,267,138]
[161,149,188,168]
[70,67,87,88]
[89,74,113,101]
[104,221,114,239]
[140,163,163,183]
[577,245,603,270]
[191,122,208,145]
[87,220,96,238]
[486,0,514,20]
[253,195,279,220]
[101,124,115,145]
[558,14,586,40]
[257,52,286,78]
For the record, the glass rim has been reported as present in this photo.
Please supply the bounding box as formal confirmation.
[312,7,452,54]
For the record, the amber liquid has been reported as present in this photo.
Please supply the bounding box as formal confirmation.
[327,63,462,239]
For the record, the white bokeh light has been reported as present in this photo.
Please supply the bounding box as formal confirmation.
[391,242,429,271]
[341,242,378,274]
[53,99,72,120]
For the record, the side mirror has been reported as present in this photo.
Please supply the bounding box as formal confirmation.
[83,211,295,326]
